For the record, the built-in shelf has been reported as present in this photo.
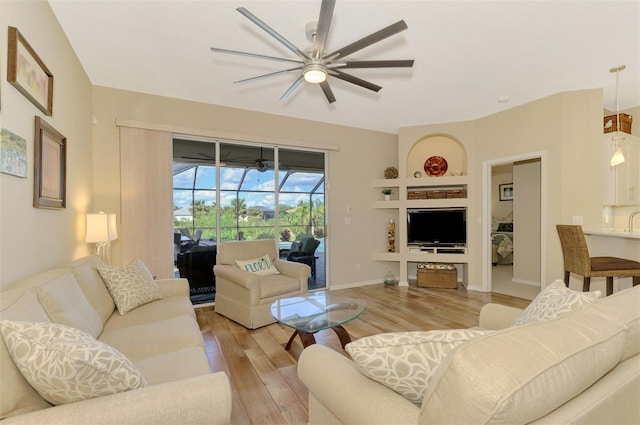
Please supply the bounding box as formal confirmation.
[406,176,468,187]
[373,200,402,209]
[408,246,467,255]
[372,252,403,261]
[372,178,400,188]
[406,198,468,208]
[373,136,471,286]
[371,174,470,286]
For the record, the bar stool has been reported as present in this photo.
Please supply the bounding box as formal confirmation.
[556,225,640,296]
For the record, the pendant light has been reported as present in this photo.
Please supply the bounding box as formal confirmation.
[609,65,626,167]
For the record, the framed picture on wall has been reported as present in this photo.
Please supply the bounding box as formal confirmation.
[7,26,54,116]
[499,183,514,201]
[33,117,66,209]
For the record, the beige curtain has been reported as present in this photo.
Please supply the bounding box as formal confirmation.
[119,127,174,279]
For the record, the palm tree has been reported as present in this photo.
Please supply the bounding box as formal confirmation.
[231,198,247,218]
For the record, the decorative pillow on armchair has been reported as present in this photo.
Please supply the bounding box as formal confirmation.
[345,329,492,405]
[235,254,280,276]
[0,320,146,405]
[511,279,601,327]
[97,259,163,315]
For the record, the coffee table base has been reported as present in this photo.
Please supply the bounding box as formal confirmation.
[284,325,352,350]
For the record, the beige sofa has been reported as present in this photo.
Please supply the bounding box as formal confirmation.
[0,255,232,424]
[214,239,310,329]
[299,284,640,424]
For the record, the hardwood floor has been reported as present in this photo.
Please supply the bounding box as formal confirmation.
[195,284,531,425]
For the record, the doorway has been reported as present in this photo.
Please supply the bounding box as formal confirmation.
[483,152,545,299]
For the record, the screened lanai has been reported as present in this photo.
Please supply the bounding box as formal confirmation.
[172,139,326,304]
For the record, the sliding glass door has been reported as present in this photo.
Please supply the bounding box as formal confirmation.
[172,139,326,304]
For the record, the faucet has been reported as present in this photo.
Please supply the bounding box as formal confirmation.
[630,210,640,234]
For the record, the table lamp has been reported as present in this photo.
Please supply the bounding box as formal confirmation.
[85,211,118,264]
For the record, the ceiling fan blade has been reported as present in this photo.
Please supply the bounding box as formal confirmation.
[236,7,310,61]
[325,20,408,61]
[234,66,303,84]
[342,60,414,69]
[320,80,336,104]
[210,47,302,64]
[330,70,382,92]
[313,0,336,60]
[280,76,305,100]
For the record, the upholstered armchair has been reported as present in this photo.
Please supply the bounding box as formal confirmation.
[214,239,310,329]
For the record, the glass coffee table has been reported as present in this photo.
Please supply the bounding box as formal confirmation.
[270,291,367,350]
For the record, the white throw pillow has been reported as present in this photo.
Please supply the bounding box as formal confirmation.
[512,279,601,327]
[97,259,163,315]
[0,321,146,405]
[235,254,280,276]
[345,329,492,405]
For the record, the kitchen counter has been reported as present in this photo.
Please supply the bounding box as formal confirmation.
[583,229,640,239]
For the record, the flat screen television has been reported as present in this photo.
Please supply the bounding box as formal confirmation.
[407,208,467,246]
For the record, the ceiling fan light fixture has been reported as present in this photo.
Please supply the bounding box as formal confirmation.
[303,63,327,83]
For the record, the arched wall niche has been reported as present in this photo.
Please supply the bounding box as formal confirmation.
[406,134,467,178]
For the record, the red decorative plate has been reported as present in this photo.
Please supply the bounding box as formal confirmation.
[424,156,448,177]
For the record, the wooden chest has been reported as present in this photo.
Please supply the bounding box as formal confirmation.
[417,267,457,289]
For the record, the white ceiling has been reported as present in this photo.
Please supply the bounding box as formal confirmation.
[48,0,640,134]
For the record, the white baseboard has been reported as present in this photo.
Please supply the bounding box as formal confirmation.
[512,278,540,287]
[328,279,381,291]
[466,284,485,292]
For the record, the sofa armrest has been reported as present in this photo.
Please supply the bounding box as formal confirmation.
[478,303,524,330]
[298,345,419,425]
[155,278,190,298]
[213,264,260,290]
[1,373,231,425]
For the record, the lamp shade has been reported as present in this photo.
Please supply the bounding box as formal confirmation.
[610,146,626,167]
[85,212,118,243]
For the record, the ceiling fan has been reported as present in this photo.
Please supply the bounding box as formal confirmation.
[210,0,414,104]
[255,147,271,172]
[254,147,289,172]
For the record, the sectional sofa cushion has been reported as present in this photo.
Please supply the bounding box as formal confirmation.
[0,290,52,419]
[134,346,214,385]
[345,329,492,404]
[103,294,196,331]
[64,256,116,323]
[0,321,147,406]
[98,315,205,362]
[37,272,103,337]
[511,279,600,326]
[98,259,163,315]
[420,308,625,424]
[588,285,640,361]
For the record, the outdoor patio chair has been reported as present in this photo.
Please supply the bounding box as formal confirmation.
[287,237,321,282]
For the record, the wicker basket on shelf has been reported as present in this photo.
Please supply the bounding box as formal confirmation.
[445,189,467,198]
[408,191,428,200]
[604,114,632,134]
[427,190,447,199]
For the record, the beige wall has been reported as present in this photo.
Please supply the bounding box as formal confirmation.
[491,165,513,221]
[91,87,398,287]
[0,1,93,287]
[400,89,605,290]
